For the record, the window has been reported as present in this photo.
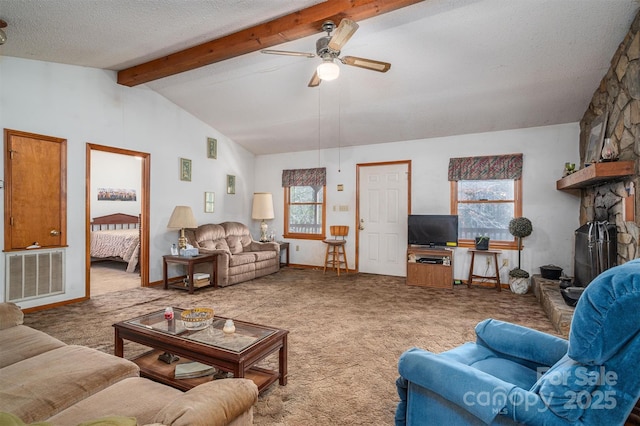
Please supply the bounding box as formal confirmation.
[448,154,523,249]
[451,179,522,249]
[284,185,326,240]
[282,167,327,240]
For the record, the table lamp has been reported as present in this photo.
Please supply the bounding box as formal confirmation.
[251,192,275,242]
[167,206,197,250]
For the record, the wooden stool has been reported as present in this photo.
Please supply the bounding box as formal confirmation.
[467,249,501,291]
[323,226,349,275]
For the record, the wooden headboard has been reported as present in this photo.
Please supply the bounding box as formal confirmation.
[91,213,140,231]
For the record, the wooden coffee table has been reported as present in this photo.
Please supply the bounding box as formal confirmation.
[113,308,288,394]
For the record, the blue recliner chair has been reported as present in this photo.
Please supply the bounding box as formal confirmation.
[396,258,640,425]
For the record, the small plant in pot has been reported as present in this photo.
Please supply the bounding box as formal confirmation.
[508,217,533,294]
[475,235,490,250]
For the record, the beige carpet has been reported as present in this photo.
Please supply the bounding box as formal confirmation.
[23,268,559,425]
[90,261,140,296]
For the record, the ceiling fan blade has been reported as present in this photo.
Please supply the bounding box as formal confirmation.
[308,70,321,87]
[328,19,359,51]
[341,56,391,73]
[261,49,315,58]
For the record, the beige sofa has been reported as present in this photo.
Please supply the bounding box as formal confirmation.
[0,302,258,426]
[185,221,280,287]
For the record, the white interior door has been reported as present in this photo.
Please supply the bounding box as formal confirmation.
[358,163,409,276]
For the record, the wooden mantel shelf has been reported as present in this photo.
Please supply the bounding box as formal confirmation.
[556,161,635,190]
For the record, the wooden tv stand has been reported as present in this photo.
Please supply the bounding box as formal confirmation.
[406,246,454,288]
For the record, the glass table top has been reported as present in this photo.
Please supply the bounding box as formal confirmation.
[126,308,276,353]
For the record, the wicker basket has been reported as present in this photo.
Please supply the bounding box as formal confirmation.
[181,307,214,330]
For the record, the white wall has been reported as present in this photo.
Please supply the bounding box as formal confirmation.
[0,55,582,308]
[255,123,582,281]
[90,150,141,218]
[0,56,256,309]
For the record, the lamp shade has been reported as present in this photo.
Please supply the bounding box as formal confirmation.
[167,206,197,229]
[252,193,275,220]
[317,60,340,81]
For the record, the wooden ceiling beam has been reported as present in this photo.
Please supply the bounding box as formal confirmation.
[117,0,423,86]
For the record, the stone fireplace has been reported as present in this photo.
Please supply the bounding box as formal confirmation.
[536,11,640,337]
[578,11,640,266]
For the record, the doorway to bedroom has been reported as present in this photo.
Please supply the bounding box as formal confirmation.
[86,144,150,297]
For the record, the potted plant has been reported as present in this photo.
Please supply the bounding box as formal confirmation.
[474,235,490,250]
[508,217,533,294]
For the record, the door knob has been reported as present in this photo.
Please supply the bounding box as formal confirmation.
[359,219,365,231]
[50,229,60,236]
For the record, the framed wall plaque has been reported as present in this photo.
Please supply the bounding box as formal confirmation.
[180,158,192,181]
[207,137,217,159]
[227,175,236,194]
[205,192,215,213]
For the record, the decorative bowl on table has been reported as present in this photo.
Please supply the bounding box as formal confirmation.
[180,307,214,330]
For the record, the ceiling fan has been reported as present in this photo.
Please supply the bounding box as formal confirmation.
[261,19,391,87]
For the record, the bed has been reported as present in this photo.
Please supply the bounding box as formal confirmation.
[90,213,140,273]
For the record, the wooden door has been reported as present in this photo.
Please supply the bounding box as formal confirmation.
[356,161,410,276]
[4,129,67,250]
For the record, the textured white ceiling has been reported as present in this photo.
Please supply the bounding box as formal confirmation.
[1,0,638,155]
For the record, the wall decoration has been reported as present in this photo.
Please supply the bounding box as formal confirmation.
[180,158,192,181]
[207,137,217,159]
[205,192,215,213]
[97,188,137,201]
[585,113,608,164]
[227,175,236,194]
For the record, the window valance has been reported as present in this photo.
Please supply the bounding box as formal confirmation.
[448,154,523,181]
[282,168,327,187]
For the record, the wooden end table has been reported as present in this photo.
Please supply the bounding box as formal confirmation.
[163,254,217,294]
[467,249,502,291]
[277,241,290,267]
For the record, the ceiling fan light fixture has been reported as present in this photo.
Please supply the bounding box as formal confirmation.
[317,59,340,81]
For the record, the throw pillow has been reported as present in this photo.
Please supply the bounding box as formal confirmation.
[0,303,24,330]
[0,412,51,425]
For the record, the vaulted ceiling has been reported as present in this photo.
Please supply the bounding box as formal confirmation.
[1,0,638,155]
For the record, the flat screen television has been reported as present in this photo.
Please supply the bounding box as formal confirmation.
[408,214,458,247]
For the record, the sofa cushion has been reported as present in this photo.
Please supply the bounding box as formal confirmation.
[0,325,66,368]
[253,250,276,261]
[47,377,181,426]
[221,222,253,250]
[0,345,140,423]
[153,379,258,426]
[187,224,229,252]
[227,236,244,254]
[529,354,599,422]
[77,417,138,426]
[0,302,24,330]
[229,253,256,266]
[441,342,538,390]
[0,412,138,426]
[201,239,230,252]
